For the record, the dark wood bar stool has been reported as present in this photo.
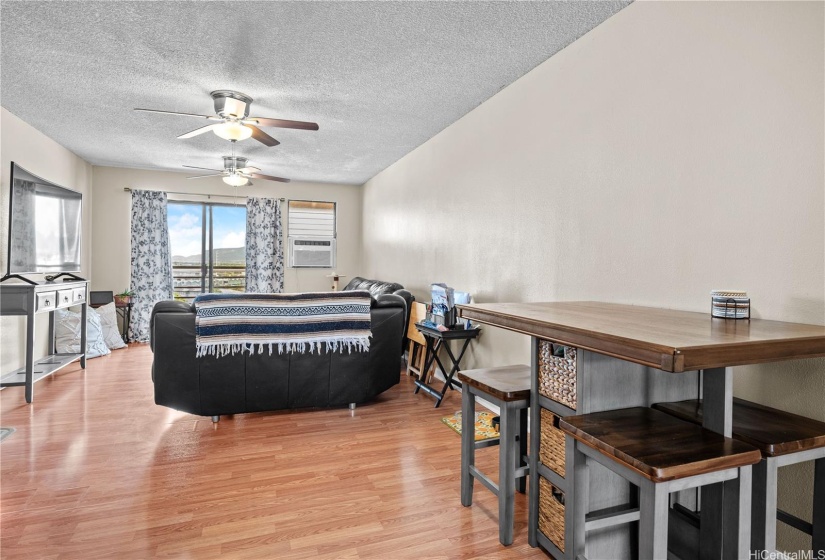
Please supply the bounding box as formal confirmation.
[458,364,531,546]
[560,407,762,559]
[653,398,825,555]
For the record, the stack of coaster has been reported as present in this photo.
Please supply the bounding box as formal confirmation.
[711,289,750,319]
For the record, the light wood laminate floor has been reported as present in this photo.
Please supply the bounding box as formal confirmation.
[1,344,543,559]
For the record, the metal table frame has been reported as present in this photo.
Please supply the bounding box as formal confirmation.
[115,302,133,342]
[412,323,480,408]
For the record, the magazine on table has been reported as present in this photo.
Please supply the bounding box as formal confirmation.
[425,284,473,329]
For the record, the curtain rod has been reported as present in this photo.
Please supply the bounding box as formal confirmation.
[123,187,284,201]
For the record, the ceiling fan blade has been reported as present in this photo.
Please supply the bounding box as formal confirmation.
[178,124,221,139]
[183,165,223,172]
[238,166,261,174]
[135,108,222,121]
[245,117,319,131]
[187,173,226,180]
[247,125,280,147]
[245,172,291,183]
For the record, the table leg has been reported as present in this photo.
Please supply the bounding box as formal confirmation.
[499,399,518,546]
[25,302,35,403]
[80,302,87,368]
[125,304,132,342]
[430,350,453,407]
[414,337,474,408]
[431,338,474,407]
[461,384,476,507]
[528,337,539,548]
[700,366,734,560]
[414,339,454,406]
[813,458,824,555]
[441,338,473,391]
[414,338,439,394]
[702,367,732,437]
[517,406,528,494]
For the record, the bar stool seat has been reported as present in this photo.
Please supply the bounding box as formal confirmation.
[560,407,762,559]
[653,398,825,554]
[458,364,531,546]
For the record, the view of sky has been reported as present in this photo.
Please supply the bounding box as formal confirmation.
[33,194,81,266]
[167,202,246,258]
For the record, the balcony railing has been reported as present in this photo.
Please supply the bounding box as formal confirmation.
[172,264,246,301]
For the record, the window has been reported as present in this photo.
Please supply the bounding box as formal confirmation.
[288,200,336,237]
[288,200,336,268]
[168,201,247,301]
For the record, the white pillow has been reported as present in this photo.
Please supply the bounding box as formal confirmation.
[96,302,127,350]
[55,307,111,359]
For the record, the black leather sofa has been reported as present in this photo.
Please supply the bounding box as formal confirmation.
[342,277,413,352]
[150,293,406,421]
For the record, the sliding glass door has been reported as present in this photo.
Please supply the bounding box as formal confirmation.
[168,201,247,301]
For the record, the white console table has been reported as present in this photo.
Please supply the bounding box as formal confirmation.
[0,279,88,403]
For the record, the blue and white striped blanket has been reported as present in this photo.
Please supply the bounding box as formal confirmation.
[194,291,372,358]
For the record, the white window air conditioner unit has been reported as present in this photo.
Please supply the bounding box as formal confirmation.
[289,237,336,268]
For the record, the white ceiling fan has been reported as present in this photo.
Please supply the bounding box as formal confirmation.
[184,154,290,187]
[136,90,319,147]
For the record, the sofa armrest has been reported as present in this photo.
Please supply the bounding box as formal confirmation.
[374,293,406,309]
[150,300,194,352]
[393,288,413,305]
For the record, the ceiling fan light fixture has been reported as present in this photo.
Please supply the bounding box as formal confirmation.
[222,173,249,187]
[214,121,253,141]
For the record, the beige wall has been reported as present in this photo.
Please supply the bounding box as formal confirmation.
[91,166,361,294]
[0,107,94,374]
[362,1,824,552]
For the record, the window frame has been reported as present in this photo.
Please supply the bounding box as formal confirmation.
[287,199,337,239]
[168,200,247,298]
[287,199,337,269]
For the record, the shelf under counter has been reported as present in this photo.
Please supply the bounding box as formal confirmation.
[0,353,85,387]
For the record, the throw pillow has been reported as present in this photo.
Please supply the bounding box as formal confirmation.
[96,302,127,350]
[55,307,111,359]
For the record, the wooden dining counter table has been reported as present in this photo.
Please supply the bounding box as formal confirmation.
[457,301,825,560]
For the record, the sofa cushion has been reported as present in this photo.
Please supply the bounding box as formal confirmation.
[374,293,406,309]
[343,276,404,298]
[344,277,413,355]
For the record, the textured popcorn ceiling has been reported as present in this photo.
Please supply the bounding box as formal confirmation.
[1,1,630,185]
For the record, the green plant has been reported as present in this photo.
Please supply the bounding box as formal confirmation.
[116,289,133,297]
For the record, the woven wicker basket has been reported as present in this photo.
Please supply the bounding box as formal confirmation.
[538,476,565,552]
[538,341,577,409]
[539,408,566,477]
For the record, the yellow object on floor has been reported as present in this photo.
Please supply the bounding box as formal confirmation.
[441,411,500,441]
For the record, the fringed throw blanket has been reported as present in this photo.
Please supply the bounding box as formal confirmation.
[194,291,372,358]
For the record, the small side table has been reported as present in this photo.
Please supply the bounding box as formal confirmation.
[115,302,133,342]
[413,323,480,408]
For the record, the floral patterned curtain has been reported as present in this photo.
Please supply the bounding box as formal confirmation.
[245,197,284,293]
[129,190,173,342]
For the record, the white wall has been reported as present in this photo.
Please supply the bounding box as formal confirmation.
[91,166,361,294]
[0,107,94,374]
[362,1,824,553]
